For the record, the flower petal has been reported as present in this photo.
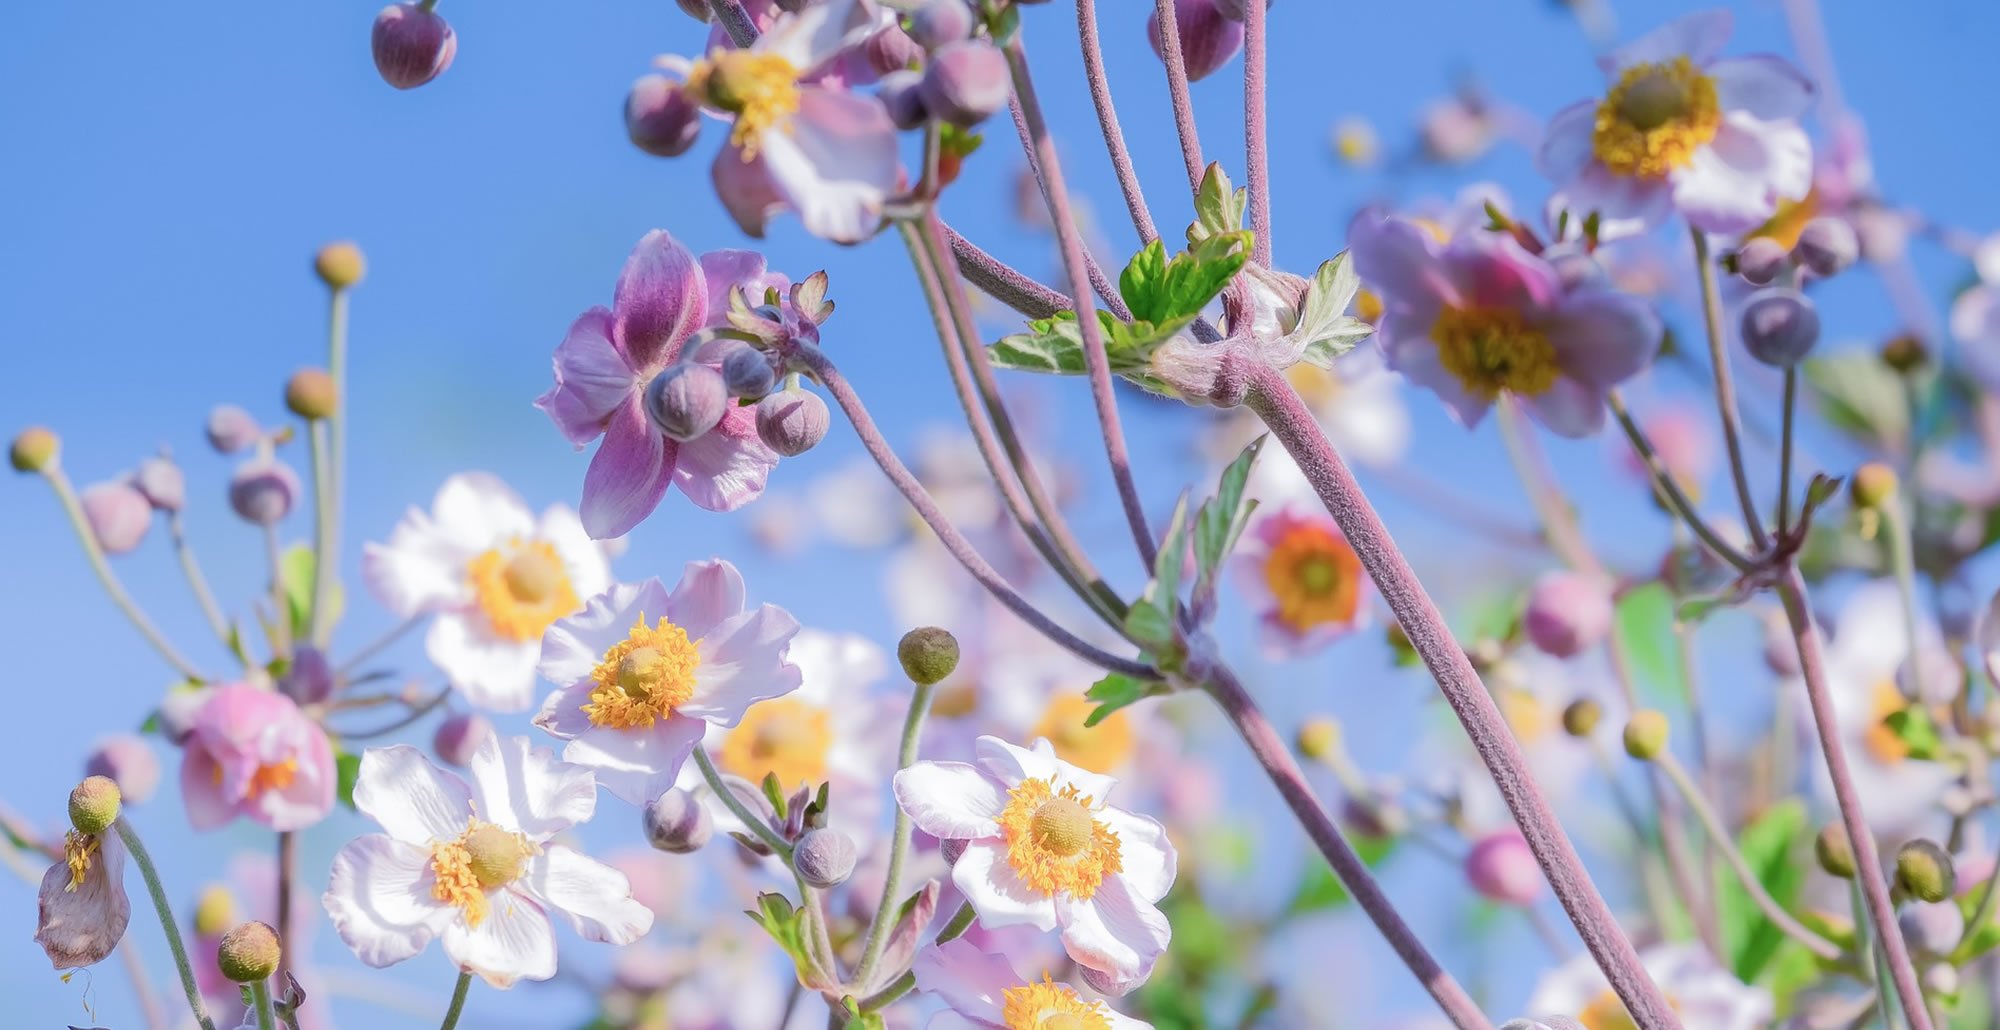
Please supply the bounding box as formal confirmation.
[893,761,1006,839]
[1520,377,1611,438]
[699,250,788,324]
[322,834,452,969]
[1671,114,1813,236]
[952,839,1058,932]
[466,734,596,839]
[757,88,899,245]
[442,891,558,988]
[538,579,672,687]
[1381,326,1493,430]
[535,308,636,447]
[1710,55,1814,121]
[533,679,598,741]
[353,745,475,844]
[663,559,747,640]
[1552,164,1674,242]
[1056,875,1171,982]
[579,401,673,540]
[563,717,707,806]
[537,504,613,602]
[1348,213,1459,313]
[1599,9,1734,75]
[910,939,1015,1025]
[523,845,655,944]
[612,230,707,373]
[683,604,803,727]
[1541,287,1662,389]
[427,615,540,713]
[712,143,787,240]
[1442,233,1559,314]
[1536,100,1601,185]
[1098,808,1177,904]
[432,472,538,544]
[672,406,780,512]
[36,833,129,969]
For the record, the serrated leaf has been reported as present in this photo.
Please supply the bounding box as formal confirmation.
[1118,231,1249,329]
[988,310,1175,378]
[1084,672,1157,727]
[1192,437,1265,616]
[1190,163,1247,244]
[1288,252,1373,368]
[1119,239,1171,321]
[1613,583,1687,705]
[1715,799,1807,981]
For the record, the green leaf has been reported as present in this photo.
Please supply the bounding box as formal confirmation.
[1802,350,1910,450]
[1284,836,1397,915]
[1124,495,1190,654]
[987,310,1179,378]
[1715,798,1807,981]
[746,892,813,971]
[1613,583,1688,705]
[1117,230,1251,328]
[334,742,362,810]
[1118,239,1171,321]
[1290,252,1374,367]
[1189,162,1246,244]
[1953,886,2000,964]
[1883,706,1944,760]
[1084,671,1164,727]
[1192,437,1264,615]
[281,544,343,639]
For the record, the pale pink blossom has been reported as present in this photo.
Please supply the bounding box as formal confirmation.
[179,683,336,833]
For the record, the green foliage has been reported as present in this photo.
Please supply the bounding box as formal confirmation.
[1188,163,1247,244]
[1715,799,1807,981]
[1290,253,1374,367]
[280,543,342,640]
[1191,436,1263,613]
[1118,232,1252,329]
[333,741,362,810]
[1613,582,1687,704]
[1802,350,1913,451]
[1951,887,2000,964]
[1883,705,1944,760]
[1283,837,1398,916]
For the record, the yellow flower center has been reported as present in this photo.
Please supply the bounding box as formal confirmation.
[718,697,834,788]
[583,616,701,730]
[930,682,981,719]
[1262,520,1363,633]
[468,540,579,643]
[1496,687,1552,744]
[1354,287,1384,325]
[1431,305,1560,400]
[193,885,237,936]
[429,818,537,928]
[1032,693,1135,775]
[999,778,1123,899]
[1749,189,1822,250]
[1591,57,1721,179]
[1864,681,1913,765]
[685,49,800,157]
[1001,978,1114,1030]
[62,831,99,892]
[1579,989,1638,1030]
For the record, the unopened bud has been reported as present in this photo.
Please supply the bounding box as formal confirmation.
[919,41,1010,128]
[229,457,301,526]
[314,241,366,291]
[279,647,336,706]
[1814,823,1855,879]
[1731,237,1789,286]
[626,74,702,158]
[755,389,830,457]
[862,24,925,77]
[1793,217,1859,278]
[907,0,976,50]
[1561,699,1602,738]
[193,885,237,937]
[1851,463,1897,509]
[1881,333,1928,374]
[85,736,161,805]
[1898,901,1966,961]
[1522,571,1613,659]
[130,456,185,512]
[1296,717,1341,761]
[1924,963,1961,999]
[1465,829,1541,906]
[81,481,153,555]
[878,69,930,130]
[720,346,778,400]
[1740,287,1820,367]
[1895,839,1955,902]
[432,712,492,768]
[216,921,282,983]
[673,0,711,20]
[939,837,967,865]
[1622,710,1669,760]
[9,427,58,473]
[205,405,262,455]
[643,789,713,854]
[285,368,338,421]
[371,4,456,90]
[898,627,960,685]
[795,828,857,888]
[1146,0,1245,83]
[643,364,729,442]
[68,776,122,835]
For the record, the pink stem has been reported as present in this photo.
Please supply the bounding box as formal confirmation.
[1077,0,1160,245]
[1243,0,1272,266]
[1150,0,1206,192]
[942,225,1069,318]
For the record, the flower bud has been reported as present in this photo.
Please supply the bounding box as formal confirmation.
[1924,963,1961,999]
[720,345,778,399]
[314,241,366,291]
[279,647,336,706]
[1851,462,1897,509]
[81,481,153,555]
[863,24,925,76]
[898,626,961,686]
[229,457,301,526]
[1560,699,1602,738]
[626,74,703,158]
[1898,901,1966,961]
[1296,716,1341,762]
[1814,823,1855,878]
[907,0,975,50]
[755,389,830,457]
[1209,0,1270,19]
[1739,287,1820,368]
[1895,839,1955,902]
[205,405,262,454]
[1793,217,1859,278]
[371,4,456,91]
[432,712,492,768]
[939,837,967,865]
[1464,829,1540,905]
[1146,0,1245,83]
[84,736,161,806]
[643,363,729,442]
[918,41,1010,128]
[674,0,711,20]
[216,921,281,983]
[1522,571,1613,659]
[9,426,58,473]
[1078,964,1145,998]
[1622,710,1669,760]
[643,789,713,854]
[1731,237,1789,286]
[130,456,185,512]
[795,828,857,888]
[156,686,213,745]
[68,776,122,835]
[1881,333,1928,374]
[878,69,930,131]
[193,885,237,937]
[285,368,337,421]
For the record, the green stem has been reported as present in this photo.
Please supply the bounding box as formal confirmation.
[250,980,278,1030]
[42,467,206,681]
[307,418,338,647]
[1495,395,1598,574]
[692,747,792,859]
[114,819,216,1030]
[1690,228,1770,551]
[168,512,242,665]
[1881,498,1926,701]
[264,523,293,661]
[438,971,472,1030]
[322,281,350,650]
[849,677,939,990]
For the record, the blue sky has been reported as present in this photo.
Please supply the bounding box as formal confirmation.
[4,1,1998,1026]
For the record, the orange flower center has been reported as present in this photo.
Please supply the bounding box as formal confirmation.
[583,616,701,730]
[1431,306,1559,400]
[718,697,834,788]
[998,779,1123,899]
[468,540,579,642]
[1031,693,1135,775]
[1262,520,1363,633]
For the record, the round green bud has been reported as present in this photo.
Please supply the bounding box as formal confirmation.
[9,426,58,473]
[1296,717,1342,762]
[1814,823,1856,879]
[284,368,338,421]
[1621,710,1670,760]
[1561,699,1603,738]
[193,884,237,937]
[216,920,282,983]
[463,824,530,890]
[1881,334,1929,374]
[67,776,122,835]
[897,626,961,686]
[314,241,366,290]
[1895,839,1955,903]
[1851,463,1898,510]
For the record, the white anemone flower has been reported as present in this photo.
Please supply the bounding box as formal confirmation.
[913,938,1152,1029]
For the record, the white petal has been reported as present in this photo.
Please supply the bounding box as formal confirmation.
[442,891,558,988]
[951,839,1058,932]
[322,835,453,968]
[1098,808,1177,904]
[788,629,888,706]
[1710,55,1814,121]
[432,473,538,547]
[361,517,474,618]
[1599,9,1734,75]
[537,579,673,686]
[756,0,875,73]
[893,762,1006,839]
[1536,101,1599,184]
[562,718,706,805]
[910,939,1014,1025]
[428,616,540,713]
[759,88,898,245]
[1670,114,1813,236]
[682,605,803,726]
[664,559,747,640]
[538,505,613,602]
[523,845,655,944]
[979,737,1119,803]
[1056,876,1170,982]
[353,745,474,844]
[466,734,596,839]
[532,680,597,741]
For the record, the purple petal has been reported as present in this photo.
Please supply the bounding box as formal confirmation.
[1520,377,1610,438]
[1551,164,1674,242]
[1441,233,1559,315]
[1536,100,1599,184]
[757,87,899,245]
[1348,213,1460,313]
[672,407,779,512]
[664,559,747,640]
[612,231,708,374]
[1541,288,1662,388]
[1383,329,1492,431]
[699,250,789,325]
[579,401,674,539]
[536,308,636,447]
[713,143,787,240]
[1671,114,1813,236]
[1599,9,1734,75]
[1710,55,1814,121]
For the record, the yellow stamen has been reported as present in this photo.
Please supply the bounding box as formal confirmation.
[1864,681,1913,765]
[1497,688,1551,745]
[998,779,1122,899]
[684,49,801,158]
[1261,520,1363,633]
[468,540,579,643]
[583,615,701,730]
[718,697,834,788]
[62,831,99,893]
[1031,693,1135,775]
[429,818,537,928]
[1748,189,1822,250]
[1431,306,1560,400]
[1591,56,1721,179]
[1578,989,1638,1030]
[1001,977,1114,1030]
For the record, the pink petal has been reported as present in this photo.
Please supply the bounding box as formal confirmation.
[1541,287,1662,389]
[1710,55,1814,121]
[1599,9,1734,76]
[713,143,787,240]
[683,604,803,726]
[1442,233,1559,314]
[562,717,706,806]
[672,407,779,512]
[523,845,654,944]
[1348,213,1459,316]
[910,938,1016,1025]
[536,308,636,447]
[1552,164,1674,242]
[663,558,748,639]
[579,401,673,540]
[1520,377,1611,438]
[699,250,788,322]
[757,87,899,245]
[1536,100,1600,184]
[612,231,708,373]
[1671,114,1813,236]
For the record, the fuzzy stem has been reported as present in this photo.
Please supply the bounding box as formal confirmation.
[692,747,793,859]
[1076,0,1159,244]
[41,466,207,681]
[114,818,217,1030]
[1244,365,1677,1027]
[167,511,238,662]
[707,0,757,46]
[1777,368,1799,536]
[848,675,938,991]
[250,980,278,1030]
[1243,0,1271,266]
[1689,228,1770,551]
[437,971,473,1030]
[1608,392,1753,571]
[1881,497,1926,699]
[276,830,297,985]
[1150,0,1206,191]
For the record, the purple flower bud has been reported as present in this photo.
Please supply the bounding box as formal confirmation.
[919,41,1010,128]
[626,74,702,158]
[862,24,925,76]
[643,789,714,853]
[878,69,930,130]
[1522,571,1613,659]
[84,735,161,805]
[674,0,712,21]
[228,457,301,526]
[129,456,185,512]
[1793,217,1859,278]
[755,389,830,456]
[908,0,976,50]
[643,364,729,442]
[1739,287,1820,368]
[1731,237,1789,286]
[81,481,152,555]
[1078,964,1145,998]
[371,4,456,91]
[939,837,967,865]
[432,712,492,768]
[1465,828,1541,906]
[1209,0,1270,20]
[279,647,336,706]
[1899,901,1965,961]
[1146,0,1244,83]
[795,828,857,888]
[205,405,262,455]
[720,346,778,399]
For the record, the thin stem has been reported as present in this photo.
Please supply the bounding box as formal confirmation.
[942,225,1067,318]
[1524,905,1575,959]
[250,980,278,1030]
[1881,498,1926,700]
[1206,665,1493,1029]
[276,830,297,984]
[319,281,350,650]
[41,467,206,681]
[114,819,217,1030]
[849,675,939,990]
[1150,0,1206,191]
[1243,0,1271,266]
[692,746,794,858]
[264,523,293,661]
[1653,752,1841,960]
[1245,365,1677,1028]
[337,688,452,739]
[1776,566,1932,1030]
[1495,396,1599,575]
[167,512,238,662]
[1608,392,1753,571]
[707,0,757,47]
[1003,38,1156,568]
[1076,0,1158,244]
[120,936,169,1030]
[798,345,1157,680]
[438,971,473,1030]
[307,418,338,647]
[1778,368,1798,536]
[1689,228,1770,551]
[337,615,424,677]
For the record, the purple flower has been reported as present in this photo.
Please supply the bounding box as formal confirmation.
[535,232,789,538]
[1350,213,1661,437]
[1537,10,1813,239]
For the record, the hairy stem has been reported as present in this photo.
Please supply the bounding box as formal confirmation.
[115,819,216,1030]
[1243,0,1271,266]
[849,675,939,990]
[1076,0,1159,244]
[1150,0,1206,191]
[250,980,278,1030]
[1608,392,1752,571]
[1689,229,1769,551]
[41,466,206,681]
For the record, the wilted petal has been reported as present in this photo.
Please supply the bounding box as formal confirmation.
[36,833,129,969]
